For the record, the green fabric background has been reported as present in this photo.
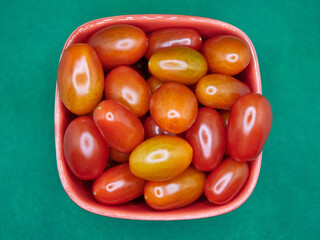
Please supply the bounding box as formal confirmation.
[1,0,319,239]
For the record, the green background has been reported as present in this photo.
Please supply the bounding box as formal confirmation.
[1,0,319,239]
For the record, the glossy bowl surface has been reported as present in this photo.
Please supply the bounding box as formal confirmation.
[55,14,261,220]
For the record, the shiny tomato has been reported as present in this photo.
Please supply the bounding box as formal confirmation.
[109,148,130,162]
[129,135,193,181]
[93,100,145,153]
[150,82,198,134]
[148,46,207,85]
[92,163,146,205]
[57,44,104,115]
[104,66,151,116]
[63,116,109,180]
[146,76,165,94]
[195,74,251,110]
[87,24,148,69]
[143,116,184,139]
[226,93,272,162]
[186,108,225,171]
[204,157,249,205]
[144,166,206,210]
[201,35,251,75]
[145,28,202,59]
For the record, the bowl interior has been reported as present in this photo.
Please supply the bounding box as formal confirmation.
[55,14,261,220]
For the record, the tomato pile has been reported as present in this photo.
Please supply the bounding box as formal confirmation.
[57,24,272,210]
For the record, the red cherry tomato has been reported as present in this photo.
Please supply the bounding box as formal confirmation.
[109,148,130,162]
[220,110,231,157]
[145,28,202,59]
[63,116,109,180]
[146,76,165,94]
[227,93,272,162]
[204,157,249,205]
[144,166,206,210]
[92,163,146,205]
[150,82,198,134]
[186,108,225,171]
[57,44,104,115]
[87,24,148,69]
[129,135,193,181]
[195,74,251,110]
[104,66,151,116]
[148,46,207,85]
[200,35,251,75]
[93,100,145,153]
[143,116,184,139]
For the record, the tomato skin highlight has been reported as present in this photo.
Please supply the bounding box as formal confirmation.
[148,46,207,85]
[195,74,251,110]
[57,43,104,115]
[226,93,272,162]
[104,66,151,117]
[145,27,202,59]
[63,116,109,180]
[150,82,198,134]
[93,100,145,153]
[186,108,225,171]
[129,135,193,181]
[92,163,146,205]
[87,24,148,69]
[200,35,251,76]
[144,166,206,210]
[204,158,249,205]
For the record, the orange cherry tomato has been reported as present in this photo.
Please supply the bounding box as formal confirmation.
[57,43,104,115]
[144,166,206,210]
[93,100,145,153]
[200,35,251,76]
[145,27,202,59]
[109,148,130,162]
[150,82,198,134]
[63,116,109,180]
[148,46,207,85]
[186,107,225,171]
[129,135,193,181]
[92,163,146,205]
[227,93,272,162]
[104,66,151,116]
[146,76,165,94]
[195,74,251,110]
[204,158,249,205]
[87,24,148,69]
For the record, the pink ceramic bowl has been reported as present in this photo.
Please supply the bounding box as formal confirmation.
[55,14,261,220]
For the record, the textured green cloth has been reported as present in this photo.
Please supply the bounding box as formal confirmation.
[1,0,319,239]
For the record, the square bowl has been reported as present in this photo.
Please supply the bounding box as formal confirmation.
[54,14,262,220]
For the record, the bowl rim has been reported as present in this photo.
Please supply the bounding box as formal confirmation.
[55,14,262,220]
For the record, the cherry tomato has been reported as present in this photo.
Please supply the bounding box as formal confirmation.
[63,116,108,180]
[195,74,251,110]
[200,35,251,76]
[186,108,225,171]
[145,28,202,59]
[220,110,231,157]
[104,66,151,117]
[129,135,193,181]
[150,82,198,134]
[148,46,207,85]
[110,148,130,162]
[57,44,104,115]
[144,166,206,210]
[204,157,249,205]
[226,93,272,162]
[143,116,184,139]
[87,24,148,69]
[93,100,145,153]
[146,76,165,94]
[92,163,146,205]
